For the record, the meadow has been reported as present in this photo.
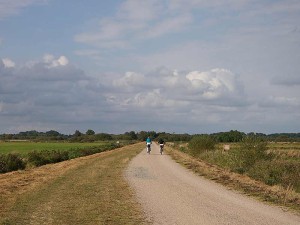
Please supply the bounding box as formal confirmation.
[0,141,111,155]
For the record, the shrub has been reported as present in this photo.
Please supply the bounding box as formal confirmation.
[27,151,49,166]
[229,136,271,173]
[80,147,99,156]
[49,150,69,163]
[0,153,25,173]
[27,150,69,167]
[188,135,216,156]
[248,160,300,192]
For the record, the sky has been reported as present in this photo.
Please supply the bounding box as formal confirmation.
[0,0,300,135]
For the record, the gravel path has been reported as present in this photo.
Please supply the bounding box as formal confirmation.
[126,143,300,225]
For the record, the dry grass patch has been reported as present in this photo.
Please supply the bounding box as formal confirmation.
[165,146,300,213]
[1,143,148,225]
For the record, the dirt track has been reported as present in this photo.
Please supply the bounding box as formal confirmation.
[126,143,300,225]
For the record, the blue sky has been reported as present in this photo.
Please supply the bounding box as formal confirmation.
[0,0,300,134]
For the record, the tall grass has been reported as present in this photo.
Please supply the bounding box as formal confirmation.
[187,136,300,193]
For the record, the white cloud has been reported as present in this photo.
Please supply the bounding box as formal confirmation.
[74,49,100,57]
[43,54,69,68]
[0,0,46,20]
[107,67,245,112]
[113,71,145,89]
[186,69,236,99]
[141,14,192,39]
[259,96,300,108]
[2,58,16,68]
[57,56,69,66]
[0,55,106,133]
[126,89,186,108]
[118,0,162,22]
[74,0,195,48]
[1,56,299,133]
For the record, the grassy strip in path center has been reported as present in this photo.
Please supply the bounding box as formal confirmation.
[1,143,148,225]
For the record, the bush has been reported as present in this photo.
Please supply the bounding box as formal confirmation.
[80,147,99,156]
[248,160,300,192]
[27,150,69,167]
[229,136,271,173]
[1,142,122,172]
[188,135,216,156]
[0,153,25,173]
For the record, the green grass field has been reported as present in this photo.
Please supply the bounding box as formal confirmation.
[0,141,111,155]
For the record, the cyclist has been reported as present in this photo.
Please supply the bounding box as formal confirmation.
[158,138,165,154]
[146,136,152,153]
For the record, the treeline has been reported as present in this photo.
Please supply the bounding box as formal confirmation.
[1,130,300,142]
[0,130,191,142]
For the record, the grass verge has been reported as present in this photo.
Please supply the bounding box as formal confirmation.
[165,146,300,213]
[0,143,148,225]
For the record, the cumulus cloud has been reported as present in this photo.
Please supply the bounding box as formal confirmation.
[1,57,299,133]
[106,67,246,112]
[186,69,237,99]
[0,55,123,132]
[43,54,69,68]
[2,58,15,68]
[113,72,145,89]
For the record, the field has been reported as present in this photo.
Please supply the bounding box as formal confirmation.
[0,143,148,224]
[0,141,113,155]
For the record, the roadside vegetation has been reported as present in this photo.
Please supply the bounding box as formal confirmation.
[167,134,300,211]
[0,142,126,173]
[187,135,300,193]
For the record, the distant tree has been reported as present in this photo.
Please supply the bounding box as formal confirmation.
[86,129,95,135]
[129,131,137,140]
[73,130,82,137]
[46,130,60,136]
[212,130,245,142]
[0,134,13,140]
[137,131,148,141]
[95,133,113,141]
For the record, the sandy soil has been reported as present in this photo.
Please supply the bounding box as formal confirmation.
[126,143,300,225]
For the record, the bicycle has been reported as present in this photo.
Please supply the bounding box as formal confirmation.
[146,143,151,154]
[159,144,164,155]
